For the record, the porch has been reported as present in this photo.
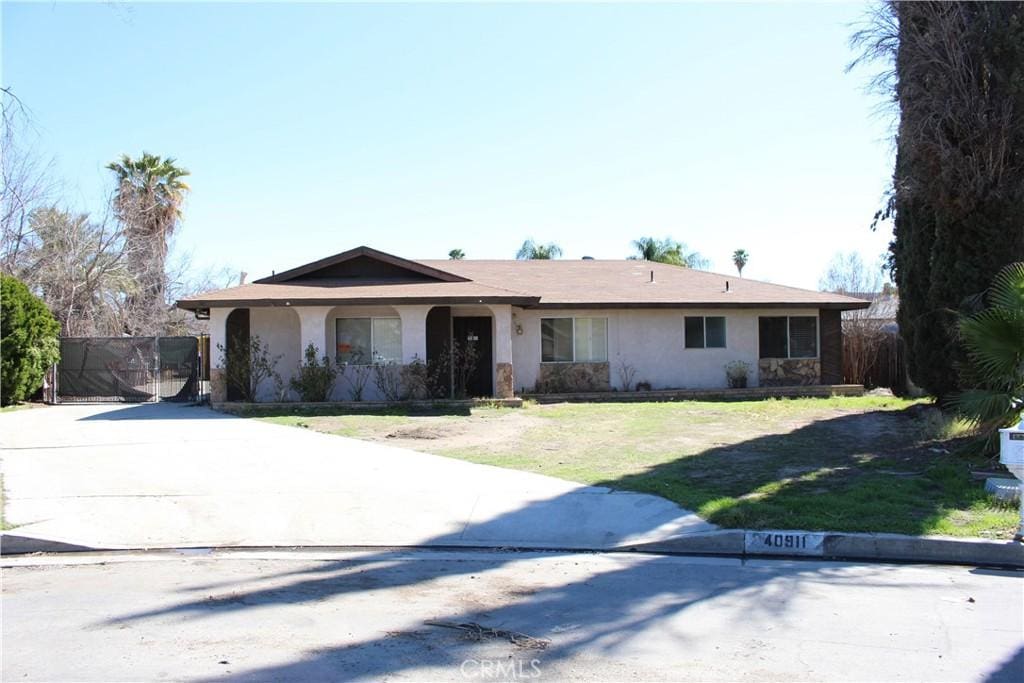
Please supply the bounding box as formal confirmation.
[208,303,515,402]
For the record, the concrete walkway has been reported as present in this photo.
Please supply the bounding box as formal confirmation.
[0,403,714,550]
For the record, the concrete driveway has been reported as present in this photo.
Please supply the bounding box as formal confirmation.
[0,403,713,550]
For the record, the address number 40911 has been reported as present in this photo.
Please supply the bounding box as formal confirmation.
[745,531,825,556]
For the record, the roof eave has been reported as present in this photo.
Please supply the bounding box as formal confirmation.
[176,295,540,310]
[525,300,872,310]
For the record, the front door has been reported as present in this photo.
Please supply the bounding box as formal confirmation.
[225,308,250,401]
[452,316,493,397]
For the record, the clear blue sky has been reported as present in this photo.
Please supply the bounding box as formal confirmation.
[3,1,894,290]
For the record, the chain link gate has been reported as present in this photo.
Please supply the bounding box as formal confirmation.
[55,337,200,403]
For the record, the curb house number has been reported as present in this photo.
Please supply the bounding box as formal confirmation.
[745,531,825,556]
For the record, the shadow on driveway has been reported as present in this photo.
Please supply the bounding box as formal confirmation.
[75,402,233,421]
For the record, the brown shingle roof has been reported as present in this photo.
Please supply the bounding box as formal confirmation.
[177,249,869,311]
[419,259,869,309]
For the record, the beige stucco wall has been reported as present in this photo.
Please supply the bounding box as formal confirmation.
[215,303,823,400]
[511,307,821,393]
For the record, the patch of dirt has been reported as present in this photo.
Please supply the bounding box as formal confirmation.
[371,411,547,454]
[385,425,464,440]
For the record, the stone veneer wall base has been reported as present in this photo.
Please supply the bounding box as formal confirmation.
[758,358,821,387]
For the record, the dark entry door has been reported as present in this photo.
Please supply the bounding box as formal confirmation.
[452,317,493,397]
[225,308,250,401]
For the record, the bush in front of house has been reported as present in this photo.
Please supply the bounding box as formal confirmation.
[0,275,61,406]
[290,343,338,402]
[725,360,750,388]
[400,357,431,400]
[372,362,403,401]
[217,334,282,402]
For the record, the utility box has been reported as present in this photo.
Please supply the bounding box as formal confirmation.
[999,418,1024,539]
[1000,419,1024,478]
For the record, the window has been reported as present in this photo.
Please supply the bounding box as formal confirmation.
[541,317,608,362]
[788,317,818,358]
[759,317,788,358]
[758,316,818,359]
[574,317,608,362]
[684,316,726,349]
[336,317,402,364]
[541,318,574,362]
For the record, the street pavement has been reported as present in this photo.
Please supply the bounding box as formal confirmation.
[3,549,1022,682]
[0,403,713,550]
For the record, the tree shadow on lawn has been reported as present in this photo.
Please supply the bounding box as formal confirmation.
[598,406,1010,537]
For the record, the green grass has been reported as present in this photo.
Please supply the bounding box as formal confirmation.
[257,396,1018,539]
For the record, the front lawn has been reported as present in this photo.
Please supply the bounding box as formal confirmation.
[258,396,1018,538]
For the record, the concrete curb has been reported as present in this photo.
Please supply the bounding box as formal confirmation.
[4,530,1021,568]
[627,529,1024,568]
[0,534,104,556]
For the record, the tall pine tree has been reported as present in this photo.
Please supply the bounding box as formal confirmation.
[865,2,1024,398]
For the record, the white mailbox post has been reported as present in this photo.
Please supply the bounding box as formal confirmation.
[999,417,1024,540]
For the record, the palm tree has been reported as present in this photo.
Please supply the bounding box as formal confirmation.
[948,262,1024,452]
[107,153,189,332]
[448,249,465,260]
[108,152,190,261]
[629,237,708,269]
[516,239,562,260]
[733,249,749,276]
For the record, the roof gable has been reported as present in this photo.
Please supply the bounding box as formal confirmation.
[254,246,470,284]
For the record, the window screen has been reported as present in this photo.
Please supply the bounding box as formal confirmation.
[336,318,402,364]
[789,316,818,358]
[337,318,371,364]
[684,317,705,348]
[541,318,574,362]
[705,317,726,348]
[759,317,789,359]
[372,318,402,364]
[574,318,608,362]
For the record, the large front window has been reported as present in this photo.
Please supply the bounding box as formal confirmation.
[541,317,608,362]
[336,317,402,364]
[758,316,818,359]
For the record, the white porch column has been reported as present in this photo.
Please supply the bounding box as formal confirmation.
[488,304,515,398]
[295,306,333,359]
[396,305,431,363]
[208,307,233,403]
[208,307,232,369]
